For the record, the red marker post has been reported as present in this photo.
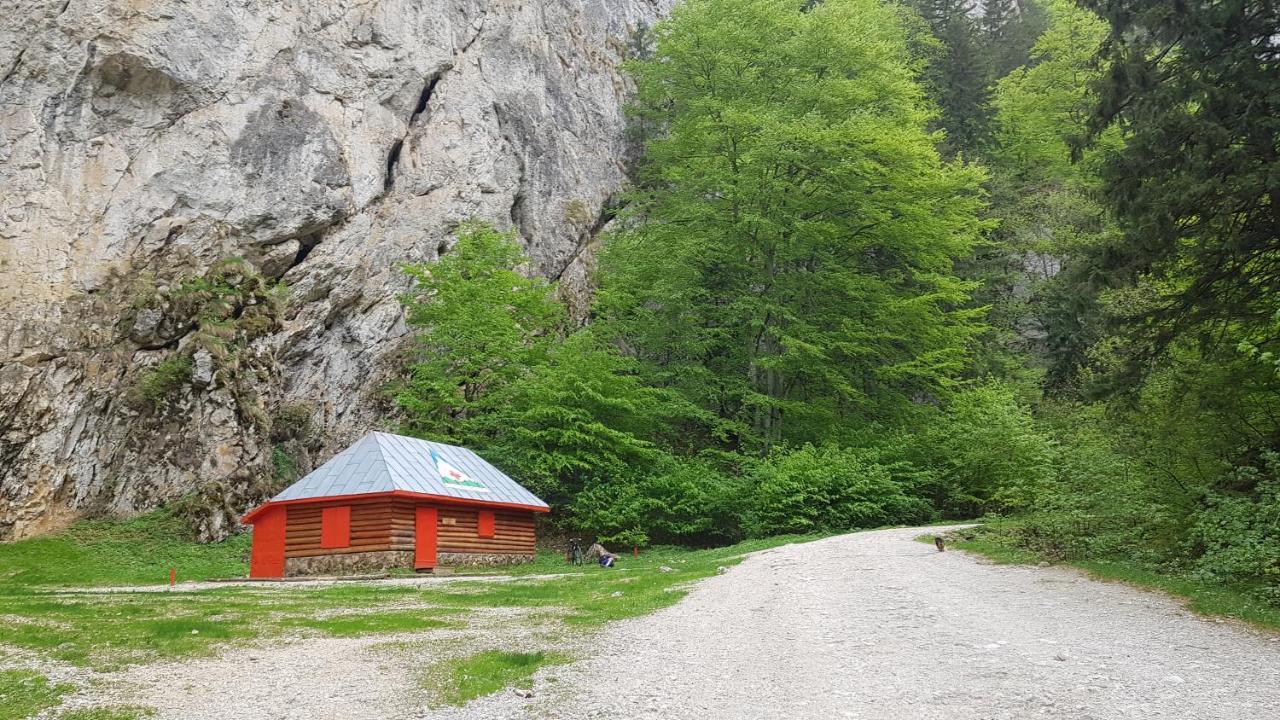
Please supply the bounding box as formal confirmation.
[633,545,638,558]
[169,567,176,588]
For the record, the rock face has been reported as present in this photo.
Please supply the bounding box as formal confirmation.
[0,0,669,540]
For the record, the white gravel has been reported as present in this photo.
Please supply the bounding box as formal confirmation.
[35,525,1280,719]
[436,525,1280,720]
[89,607,566,720]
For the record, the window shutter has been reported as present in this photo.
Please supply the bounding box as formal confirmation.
[320,506,351,549]
[477,510,496,539]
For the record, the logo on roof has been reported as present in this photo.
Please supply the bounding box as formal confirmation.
[430,449,489,492]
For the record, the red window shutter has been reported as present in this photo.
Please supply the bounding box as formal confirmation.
[477,510,496,539]
[321,506,351,549]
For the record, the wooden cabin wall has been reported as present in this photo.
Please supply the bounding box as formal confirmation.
[284,500,398,558]
[389,499,416,552]
[437,507,536,555]
[282,499,537,559]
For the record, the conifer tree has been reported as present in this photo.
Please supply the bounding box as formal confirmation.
[1079,0,1280,373]
[908,0,994,156]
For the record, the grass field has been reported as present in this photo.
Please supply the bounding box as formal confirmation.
[0,511,827,718]
[0,510,250,590]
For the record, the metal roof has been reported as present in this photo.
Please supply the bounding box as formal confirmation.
[271,432,549,509]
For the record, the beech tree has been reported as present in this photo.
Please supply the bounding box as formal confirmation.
[600,0,988,453]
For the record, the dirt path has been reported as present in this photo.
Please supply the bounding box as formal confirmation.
[437,525,1280,720]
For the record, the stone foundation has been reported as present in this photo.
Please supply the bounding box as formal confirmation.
[437,552,535,567]
[284,550,414,577]
[283,550,535,576]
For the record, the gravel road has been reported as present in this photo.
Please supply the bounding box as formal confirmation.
[438,525,1280,720]
[52,525,1280,719]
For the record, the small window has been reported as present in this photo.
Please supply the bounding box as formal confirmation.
[320,506,351,549]
[477,510,496,539]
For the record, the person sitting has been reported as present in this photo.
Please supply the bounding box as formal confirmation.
[586,542,617,568]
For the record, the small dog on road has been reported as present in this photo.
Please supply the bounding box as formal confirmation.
[934,535,945,552]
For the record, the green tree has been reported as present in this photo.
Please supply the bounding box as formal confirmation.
[744,444,933,536]
[1079,0,1280,373]
[474,330,693,508]
[981,0,1048,78]
[980,0,1117,390]
[605,0,988,454]
[913,382,1055,515]
[397,226,699,533]
[396,222,564,441]
[910,0,995,155]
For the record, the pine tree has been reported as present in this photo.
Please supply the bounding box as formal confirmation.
[981,0,1046,77]
[1079,0,1280,374]
[908,0,994,156]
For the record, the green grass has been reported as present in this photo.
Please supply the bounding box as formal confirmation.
[1071,559,1280,632]
[0,670,72,719]
[0,516,850,711]
[945,532,1280,633]
[0,584,474,670]
[282,609,466,637]
[0,521,827,672]
[0,510,249,590]
[0,511,839,710]
[427,534,829,627]
[59,706,156,720]
[424,650,571,706]
[918,534,1040,564]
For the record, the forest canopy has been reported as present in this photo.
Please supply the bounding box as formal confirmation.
[395,0,1280,604]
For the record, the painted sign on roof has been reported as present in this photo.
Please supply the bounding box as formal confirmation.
[432,449,488,492]
[270,432,548,509]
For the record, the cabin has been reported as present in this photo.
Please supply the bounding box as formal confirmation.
[241,432,549,578]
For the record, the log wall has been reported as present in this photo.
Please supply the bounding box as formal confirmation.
[282,498,536,559]
[437,507,537,555]
[284,500,397,558]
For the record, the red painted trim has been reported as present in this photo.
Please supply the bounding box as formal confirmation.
[415,506,438,569]
[477,509,496,539]
[320,506,351,549]
[249,505,286,578]
[241,490,549,524]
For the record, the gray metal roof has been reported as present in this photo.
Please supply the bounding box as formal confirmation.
[271,432,549,509]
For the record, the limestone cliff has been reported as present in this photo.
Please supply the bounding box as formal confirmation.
[0,0,668,540]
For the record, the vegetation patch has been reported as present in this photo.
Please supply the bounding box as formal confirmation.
[59,705,156,720]
[423,650,571,707]
[0,510,822,673]
[125,356,194,410]
[0,670,73,719]
[426,534,826,627]
[0,510,249,590]
[282,609,465,637]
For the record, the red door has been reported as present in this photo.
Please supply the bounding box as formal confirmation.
[250,506,286,578]
[415,506,438,569]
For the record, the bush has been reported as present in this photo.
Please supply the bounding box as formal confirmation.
[126,355,193,410]
[744,444,933,537]
[914,383,1055,517]
[1187,453,1280,597]
[568,459,747,546]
